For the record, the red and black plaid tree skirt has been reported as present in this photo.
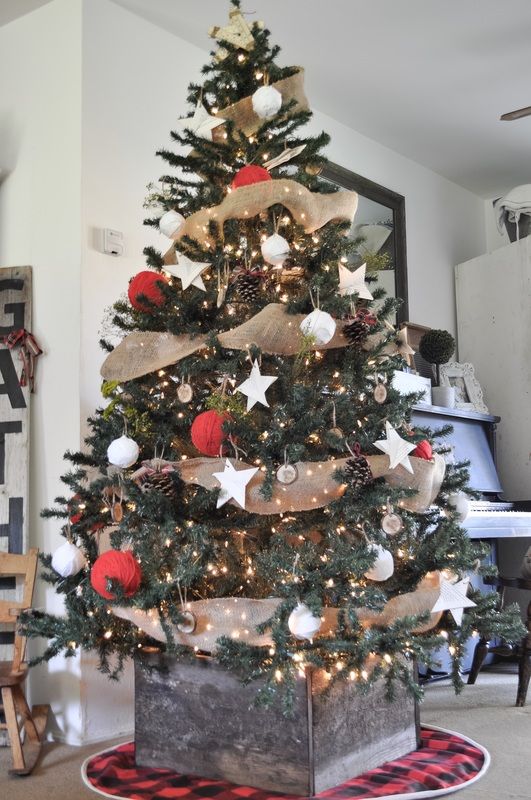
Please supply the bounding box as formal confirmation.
[82,726,489,800]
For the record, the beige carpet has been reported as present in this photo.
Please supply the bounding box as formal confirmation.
[1,667,529,799]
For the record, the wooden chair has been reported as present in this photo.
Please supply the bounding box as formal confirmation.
[467,574,531,707]
[0,549,49,775]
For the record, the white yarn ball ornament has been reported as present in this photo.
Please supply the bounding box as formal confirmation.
[252,85,282,119]
[448,492,470,522]
[261,233,290,266]
[364,545,394,582]
[288,603,322,640]
[52,541,86,578]
[159,210,185,239]
[107,435,140,469]
[300,309,336,345]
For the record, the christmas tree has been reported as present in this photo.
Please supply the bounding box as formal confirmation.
[24,0,522,709]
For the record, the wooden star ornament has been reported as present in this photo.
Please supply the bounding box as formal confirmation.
[175,100,225,142]
[432,576,476,625]
[236,360,277,411]
[164,254,211,292]
[213,459,259,509]
[374,421,416,473]
[338,263,374,300]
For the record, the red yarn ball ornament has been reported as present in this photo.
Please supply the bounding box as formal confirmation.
[128,271,169,312]
[413,439,433,460]
[231,165,272,190]
[191,410,231,457]
[90,550,142,600]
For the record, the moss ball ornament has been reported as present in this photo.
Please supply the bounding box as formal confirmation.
[128,271,169,312]
[418,329,455,366]
[191,410,231,457]
[231,165,272,189]
[90,550,142,600]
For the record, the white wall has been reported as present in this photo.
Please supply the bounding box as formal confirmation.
[1,0,490,744]
[0,0,83,742]
[309,111,486,334]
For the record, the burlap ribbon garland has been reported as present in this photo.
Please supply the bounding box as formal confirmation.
[134,452,445,515]
[212,68,309,139]
[113,571,443,653]
[163,179,358,255]
[100,304,397,382]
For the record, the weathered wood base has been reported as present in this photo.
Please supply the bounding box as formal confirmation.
[135,654,420,795]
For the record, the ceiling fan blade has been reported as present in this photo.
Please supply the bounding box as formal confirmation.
[500,105,531,121]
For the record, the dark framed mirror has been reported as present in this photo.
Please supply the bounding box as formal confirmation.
[320,162,409,324]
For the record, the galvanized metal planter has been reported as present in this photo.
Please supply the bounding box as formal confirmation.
[135,653,420,796]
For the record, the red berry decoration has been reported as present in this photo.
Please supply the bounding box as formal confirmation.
[413,439,433,460]
[191,410,231,457]
[231,165,272,189]
[90,550,142,600]
[128,271,169,312]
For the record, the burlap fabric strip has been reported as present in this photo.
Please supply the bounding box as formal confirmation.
[113,571,443,652]
[100,304,392,382]
[144,452,445,514]
[163,178,358,255]
[211,68,309,139]
[101,331,207,382]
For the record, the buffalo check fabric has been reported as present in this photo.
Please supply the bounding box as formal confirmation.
[82,726,487,800]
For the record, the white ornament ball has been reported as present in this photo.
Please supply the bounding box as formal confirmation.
[52,541,86,578]
[288,603,322,640]
[364,545,394,582]
[107,435,140,469]
[159,210,185,239]
[261,233,290,267]
[448,492,470,522]
[252,85,282,119]
[300,309,336,345]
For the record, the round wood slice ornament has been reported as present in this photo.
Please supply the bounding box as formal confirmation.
[112,502,124,523]
[328,426,344,440]
[374,382,387,404]
[177,382,193,403]
[381,512,403,535]
[276,463,298,485]
[176,610,196,634]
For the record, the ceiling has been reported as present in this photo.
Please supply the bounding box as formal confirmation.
[4,0,531,198]
[0,0,51,27]
[111,0,531,199]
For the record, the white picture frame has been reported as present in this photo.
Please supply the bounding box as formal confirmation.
[439,361,489,413]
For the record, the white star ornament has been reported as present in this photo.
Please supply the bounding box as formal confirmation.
[164,253,211,292]
[213,460,259,509]
[236,360,277,411]
[338,263,373,300]
[176,100,225,142]
[374,421,416,474]
[432,576,476,626]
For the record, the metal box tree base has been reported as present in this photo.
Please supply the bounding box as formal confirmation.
[135,653,420,796]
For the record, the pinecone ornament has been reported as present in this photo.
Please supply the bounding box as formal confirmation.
[344,309,377,345]
[344,455,373,489]
[140,471,176,498]
[235,270,261,302]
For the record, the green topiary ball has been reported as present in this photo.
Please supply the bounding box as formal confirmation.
[418,329,455,365]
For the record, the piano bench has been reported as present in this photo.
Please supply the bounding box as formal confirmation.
[467,576,531,707]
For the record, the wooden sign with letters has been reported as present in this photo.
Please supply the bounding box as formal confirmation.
[0,267,32,663]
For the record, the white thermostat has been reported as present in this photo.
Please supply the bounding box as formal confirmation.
[103,228,124,257]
